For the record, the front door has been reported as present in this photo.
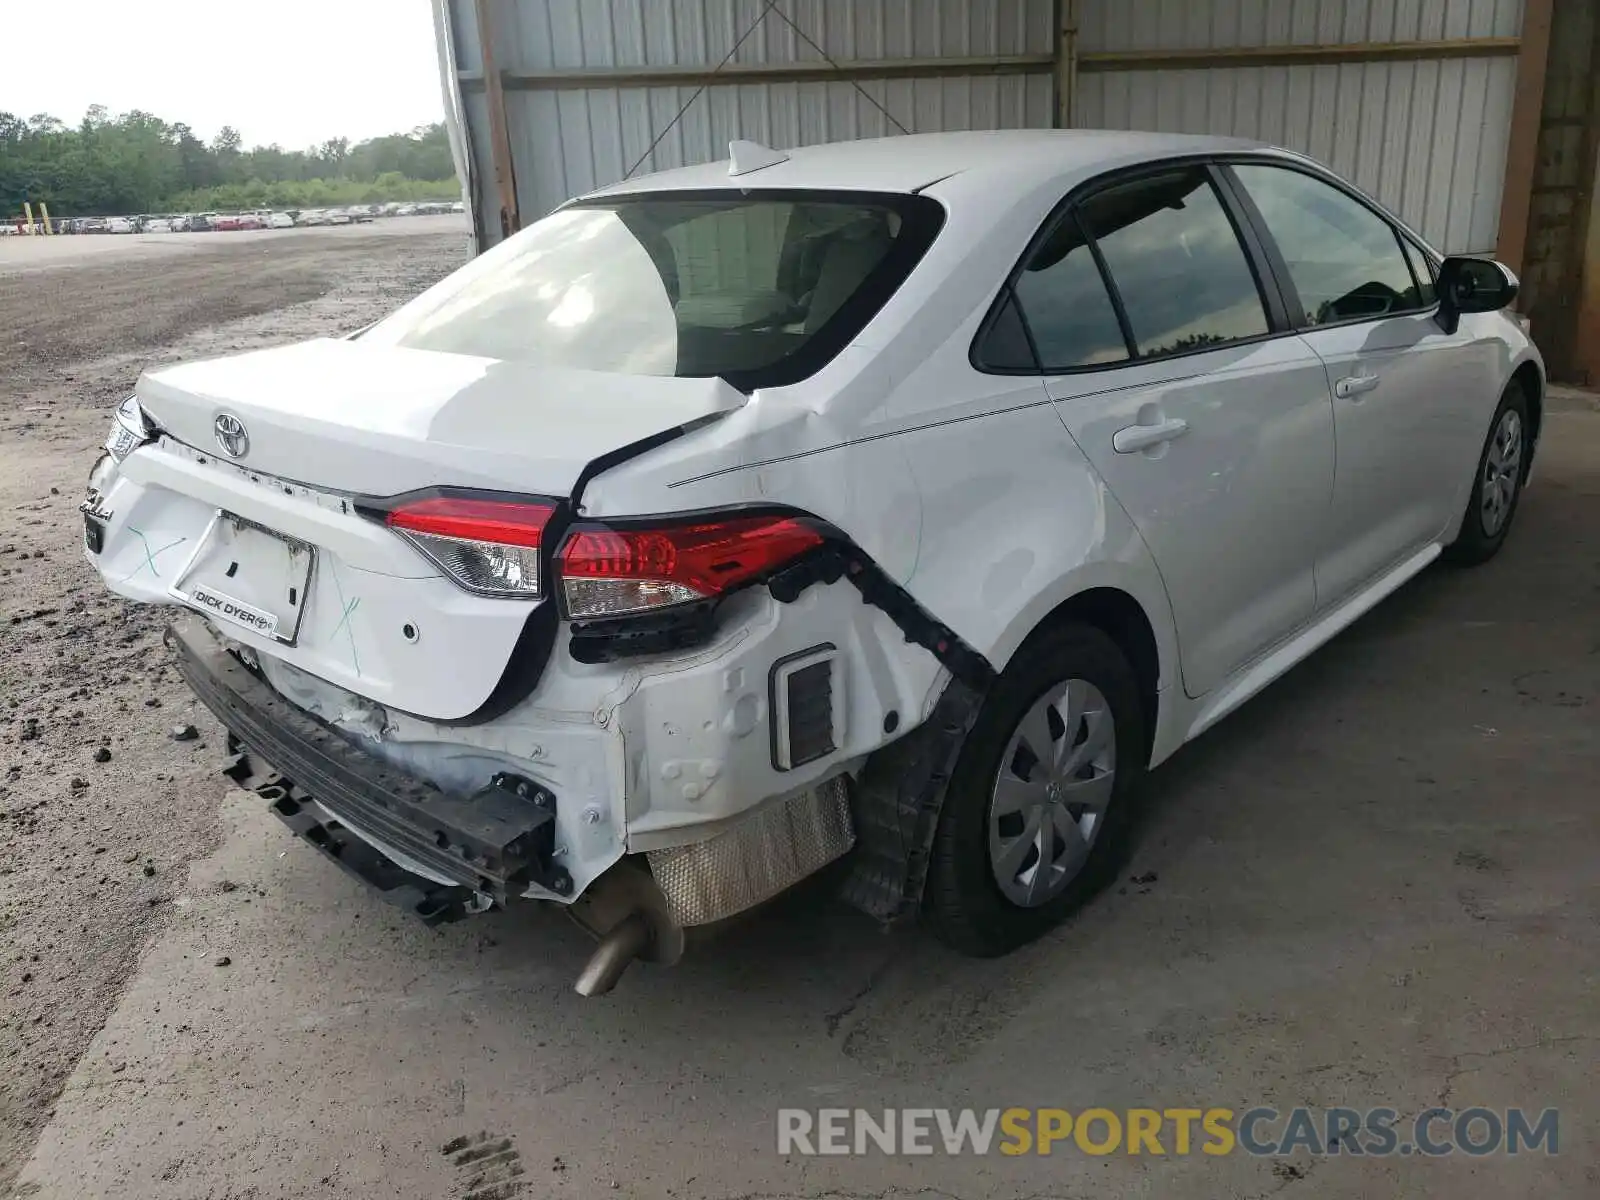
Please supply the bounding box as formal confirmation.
[1010,166,1336,698]
[1227,163,1484,603]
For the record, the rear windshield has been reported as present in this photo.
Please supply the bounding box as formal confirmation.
[362,190,944,390]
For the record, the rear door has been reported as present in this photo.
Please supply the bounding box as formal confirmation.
[1224,161,1486,605]
[1019,165,1337,698]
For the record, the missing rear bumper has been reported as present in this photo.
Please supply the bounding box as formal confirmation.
[249,762,488,925]
[167,617,570,912]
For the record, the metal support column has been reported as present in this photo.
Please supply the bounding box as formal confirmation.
[1496,0,1556,276]
[1055,0,1079,128]
[471,0,521,241]
[1574,74,1600,386]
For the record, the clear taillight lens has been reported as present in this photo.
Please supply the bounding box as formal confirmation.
[557,515,824,619]
[105,395,152,462]
[385,496,555,598]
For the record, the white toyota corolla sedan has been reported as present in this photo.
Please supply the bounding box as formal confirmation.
[83,131,1541,992]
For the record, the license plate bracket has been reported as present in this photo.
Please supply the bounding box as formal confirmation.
[170,511,315,645]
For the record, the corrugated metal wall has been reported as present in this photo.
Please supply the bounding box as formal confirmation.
[449,0,1056,226]
[440,0,1530,256]
[1076,0,1526,252]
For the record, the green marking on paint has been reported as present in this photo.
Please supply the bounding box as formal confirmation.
[121,526,186,583]
[327,561,363,677]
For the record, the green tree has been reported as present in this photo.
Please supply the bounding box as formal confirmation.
[0,108,457,217]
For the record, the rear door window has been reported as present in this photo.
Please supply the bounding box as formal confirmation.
[975,290,1043,371]
[1077,169,1270,359]
[1006,212,1130,370]
[363,193,943,390]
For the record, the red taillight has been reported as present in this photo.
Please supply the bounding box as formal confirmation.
[558,515,824,618]
[387,497,553,547]
[385,496,556,597]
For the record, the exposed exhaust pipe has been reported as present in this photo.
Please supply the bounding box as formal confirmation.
[574,912,651,997]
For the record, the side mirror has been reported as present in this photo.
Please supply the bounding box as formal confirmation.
[1436,256,1520,334]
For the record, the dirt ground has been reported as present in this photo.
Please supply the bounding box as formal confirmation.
[0,222,470,1186]
[2,224,1598,1199]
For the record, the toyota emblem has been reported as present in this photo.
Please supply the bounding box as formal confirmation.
[214,413,249,459]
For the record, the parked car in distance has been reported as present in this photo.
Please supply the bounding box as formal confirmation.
[269,212,296,229]
[450,200,465,213]
[325,209,351,226]
[296,209,327,227]
[143,217,174,234]
[82,132,1544,994]
[393,204,417,217]
[104,217,134,234]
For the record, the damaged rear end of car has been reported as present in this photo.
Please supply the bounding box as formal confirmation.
[83,179,970,994]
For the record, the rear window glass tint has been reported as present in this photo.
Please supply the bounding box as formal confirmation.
[363,193,943,390]
[1010,212,1130,370]
[976,289,1041,370]
[1079,170,1269,358]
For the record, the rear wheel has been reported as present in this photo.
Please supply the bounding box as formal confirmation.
[1443,381,1530,566]
[925,621,1146,957]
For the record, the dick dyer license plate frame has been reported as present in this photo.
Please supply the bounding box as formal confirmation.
[169,509,316,646]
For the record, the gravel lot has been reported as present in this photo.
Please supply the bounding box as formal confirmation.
[2,221,1598,1199]
[0,221,470,1187]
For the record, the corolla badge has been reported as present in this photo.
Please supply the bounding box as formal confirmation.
[214,413,250,459]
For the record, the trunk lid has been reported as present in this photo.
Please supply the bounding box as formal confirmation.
[112,338,745,722]
[136,337,748,498]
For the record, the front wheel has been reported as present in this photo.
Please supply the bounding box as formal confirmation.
[924,622,1146,957]
[1443,381,1530,566]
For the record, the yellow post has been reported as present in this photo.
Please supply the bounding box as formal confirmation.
[22,201,35,234]
[39,201,53,234]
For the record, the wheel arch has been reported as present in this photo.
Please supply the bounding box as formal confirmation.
[1023,586,1163,764]
[987,558,1180,768]
[1510,358,1543,477]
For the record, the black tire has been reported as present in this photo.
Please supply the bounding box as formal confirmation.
[1443,380,1531,566]
[925,621,1147,957]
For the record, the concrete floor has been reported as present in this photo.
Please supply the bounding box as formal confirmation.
[9,340,1600,1192]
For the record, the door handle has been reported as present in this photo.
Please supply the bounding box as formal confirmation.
[1113,418,1190,454]
[1334,373,1382,399]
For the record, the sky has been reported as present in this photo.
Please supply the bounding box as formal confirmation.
[0,0,446,149]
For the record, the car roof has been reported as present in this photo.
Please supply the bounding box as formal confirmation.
[583,130,1271,200]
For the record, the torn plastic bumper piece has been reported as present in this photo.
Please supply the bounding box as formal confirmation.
[165,617,568,922]
[838,676,986,925]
